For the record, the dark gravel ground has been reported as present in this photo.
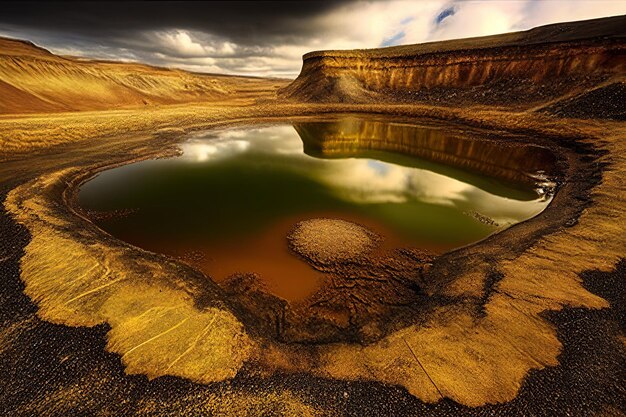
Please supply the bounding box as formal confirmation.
[542,82,626,121]
[0,132,624,416]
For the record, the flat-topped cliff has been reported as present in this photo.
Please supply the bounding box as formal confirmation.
[280,15,626,119]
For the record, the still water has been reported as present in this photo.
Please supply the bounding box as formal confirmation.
[79,116,555,301]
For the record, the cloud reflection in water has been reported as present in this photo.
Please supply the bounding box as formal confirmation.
[182,124,550,226]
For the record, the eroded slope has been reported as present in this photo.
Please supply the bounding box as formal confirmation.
[280,15,626,118]
[0,37,287,114]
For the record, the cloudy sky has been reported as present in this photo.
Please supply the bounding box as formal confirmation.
[1,1,625,78]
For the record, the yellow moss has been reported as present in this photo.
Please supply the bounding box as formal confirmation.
[312,119,625,405]
[4,107,625,407]
[6,171,254,383]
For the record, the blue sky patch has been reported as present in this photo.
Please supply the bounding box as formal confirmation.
[436,6,456,24]
[381,30,406,47]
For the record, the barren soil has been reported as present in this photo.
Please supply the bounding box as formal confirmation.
[0,16,625,417]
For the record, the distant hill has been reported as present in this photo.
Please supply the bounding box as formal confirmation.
[280,15,626,119]
[0,37,286,114]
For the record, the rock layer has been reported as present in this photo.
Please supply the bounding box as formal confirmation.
[280,15,626,114]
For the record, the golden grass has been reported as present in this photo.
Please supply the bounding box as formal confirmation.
[4,101,625,406]
[0,37,287,114]
[6,169,254,383]
[2,21,625,412]
[0,99,602,159]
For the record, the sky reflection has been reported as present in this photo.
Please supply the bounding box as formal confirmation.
[181,123,550,226]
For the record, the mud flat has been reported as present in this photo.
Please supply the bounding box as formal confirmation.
[288,219,381,264]
[0,15,625,417]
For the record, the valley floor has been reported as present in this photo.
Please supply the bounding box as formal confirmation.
[0,98,624,416]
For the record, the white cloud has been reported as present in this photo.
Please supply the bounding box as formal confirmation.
[181,137,250,162]
[427,1,528,42]
[206,0,626,77]
[3,1,625,77]
[426,0,626,43]
[523,0,626,28]
[157,30,207,56]
[154,30,240,58]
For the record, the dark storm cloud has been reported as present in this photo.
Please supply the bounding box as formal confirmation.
[0,1,360,77]
[0,1,345,46]
[1,1,624,77]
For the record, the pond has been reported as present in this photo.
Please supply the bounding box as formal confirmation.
[79,116,555,302]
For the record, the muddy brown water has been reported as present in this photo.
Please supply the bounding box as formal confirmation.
[78,116,555,302]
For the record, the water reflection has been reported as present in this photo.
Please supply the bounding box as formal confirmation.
[295,117,557,189]
[177,120,554,226]
[79,117,555,302]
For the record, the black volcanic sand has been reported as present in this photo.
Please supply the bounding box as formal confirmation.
[543,81,626,121]
[0,116,624,416]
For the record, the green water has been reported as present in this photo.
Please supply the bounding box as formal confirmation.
[79,117,553,262]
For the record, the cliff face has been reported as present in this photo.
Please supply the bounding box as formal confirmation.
[280,15,626,117]
[0,37,286,114]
